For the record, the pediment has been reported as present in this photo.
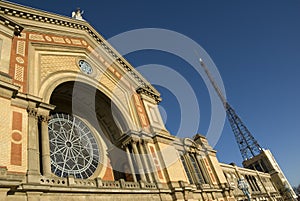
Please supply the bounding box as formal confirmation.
[0,1,161,102]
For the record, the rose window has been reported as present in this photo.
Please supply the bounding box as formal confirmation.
[48,113,100,179]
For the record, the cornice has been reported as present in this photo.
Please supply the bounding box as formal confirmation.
[136,87,162,103]
[0,13,23,36]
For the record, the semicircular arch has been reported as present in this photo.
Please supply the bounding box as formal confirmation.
[39,72,135,134]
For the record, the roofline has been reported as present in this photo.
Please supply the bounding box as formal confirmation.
[0,0,161,102]
[0,13,23,36]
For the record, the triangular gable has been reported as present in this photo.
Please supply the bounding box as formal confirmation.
[0,0,161,102]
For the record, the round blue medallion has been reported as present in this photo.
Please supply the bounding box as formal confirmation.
[78,60,93,74]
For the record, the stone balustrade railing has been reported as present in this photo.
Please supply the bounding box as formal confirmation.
[39,176,158,190]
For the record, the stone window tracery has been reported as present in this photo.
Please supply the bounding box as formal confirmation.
[48,113,100,179]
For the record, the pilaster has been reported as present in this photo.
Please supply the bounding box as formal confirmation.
[37,102,55,177]
[26,105,40,183]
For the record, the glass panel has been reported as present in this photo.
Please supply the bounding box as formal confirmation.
[48,113,100,179]
[189,154,204,184]
[180,155,193,184]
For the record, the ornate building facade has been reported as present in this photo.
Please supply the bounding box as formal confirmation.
[0,1,291,201]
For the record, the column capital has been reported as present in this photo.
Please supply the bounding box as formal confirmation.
[121,136,140,147]
[131,136,140,144]
[141,137,152,145]
[38,115,51,123]
[27,107,38,118]
[27,101,55,118]
[121,140,131,148]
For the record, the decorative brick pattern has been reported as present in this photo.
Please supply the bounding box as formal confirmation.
[107,65,122,80]
[102,159,114,181]
[15,56,24,64]
[10,30,127,93]
[132,94,150,129]
[22,31,126,88]
[52,36,65,43]
[81,40,87,46]
[28,32,86,47]
[45,35,52,41]
[16,40,25,56]
[203,157,217,184]
[9,32,28,93]
[71,39,82,45]
[10,111,22,166]
[149,145,164,180]
[29,33,45,41]
[85,45,123,80]
[14,64,24,82]
[0,4,161,102]
[40,55,79,81]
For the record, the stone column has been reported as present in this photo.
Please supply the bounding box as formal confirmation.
[131,141,146,181]
[125,145,137,182]
[139,140,153,183]
[39,115,51,177]
[26,106,40,182]
[37,103,55,177]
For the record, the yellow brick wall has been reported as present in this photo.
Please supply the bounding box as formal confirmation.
[156,142,187,183]
[40,55,79,81]
[0,97,12,167]
[0,32,12,74]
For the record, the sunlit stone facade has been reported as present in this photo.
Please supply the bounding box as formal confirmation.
[0,1,289,201]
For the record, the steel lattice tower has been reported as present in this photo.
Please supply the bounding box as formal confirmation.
[199,58,263,160]
[225,103,263,160]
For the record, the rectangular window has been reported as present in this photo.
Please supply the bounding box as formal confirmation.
[188,154,205,184]
[180,153,207,185]
[180,155,193,184]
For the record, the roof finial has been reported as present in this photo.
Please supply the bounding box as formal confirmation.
[71,7,85,21]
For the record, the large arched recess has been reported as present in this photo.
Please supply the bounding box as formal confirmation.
[39,72,135,133]
[49,81,127,145]
[40,74,135,180]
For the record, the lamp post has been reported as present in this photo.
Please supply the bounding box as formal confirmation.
[238,178,251,201]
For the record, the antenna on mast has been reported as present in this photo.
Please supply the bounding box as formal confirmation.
[199,57,262,160]
[197,56,297,200]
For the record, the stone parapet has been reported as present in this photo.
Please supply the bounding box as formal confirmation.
[26,175,160,191]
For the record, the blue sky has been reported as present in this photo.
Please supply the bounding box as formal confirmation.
[8,0,300,186]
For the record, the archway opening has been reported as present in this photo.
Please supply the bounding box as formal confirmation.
[47,81,130,180]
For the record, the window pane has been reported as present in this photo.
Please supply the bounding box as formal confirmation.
[180,155,193,184]
[189,154,204,184]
